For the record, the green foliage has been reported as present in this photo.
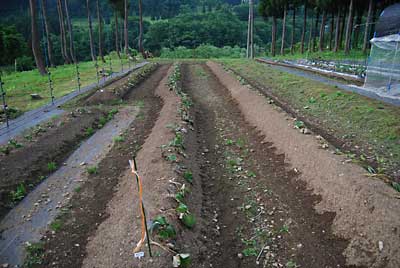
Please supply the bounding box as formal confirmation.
[87,166,98,174]
[242,247,258,257]
[160,45,246,59]
[85,127,95,136]
[10,183,26,202]
[391,182,400,193]
[47,162,57,172]
[145,10,247,53]
[113,136,125,142]
[181,213,196,228]
[183,170,193,183]
[151,215,177,240]
[23,242,44,268]
[8,139,23,148]
[176,202,189,213]
[166,154,177,162]
[50,219,63,231]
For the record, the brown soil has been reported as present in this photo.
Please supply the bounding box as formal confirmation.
[208,61,400,268]
[81,65,178,267]
[0,108,105,219]
[37,64,170,268]
[83,63,158,106]
[223,65,385,176]
[182,63,352,268]
[11,61,400,268]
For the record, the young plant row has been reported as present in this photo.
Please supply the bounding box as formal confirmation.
[151,63,195,268]
[7,108,118,206]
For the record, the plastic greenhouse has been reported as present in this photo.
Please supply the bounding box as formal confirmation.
[364,3,400,98]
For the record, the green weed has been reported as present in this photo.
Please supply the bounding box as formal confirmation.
[85,127,95,136]
[10,183,26,201]
[113,136,125,142]
[47,162,57,172]
[87,166,98,174]
[183,170,193,183]
[23,242,44,268]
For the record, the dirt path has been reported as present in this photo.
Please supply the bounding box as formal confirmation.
[207,61,400,268]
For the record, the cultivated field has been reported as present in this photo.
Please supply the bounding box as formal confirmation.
[0,60,399,268]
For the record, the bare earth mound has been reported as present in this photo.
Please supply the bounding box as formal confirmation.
[207,61,400,268]
[82,66,181,267]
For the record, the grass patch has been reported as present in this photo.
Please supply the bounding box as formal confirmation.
[2,54,132,113]
[23,242,44,268]
[113,136,125,143]
[50,219,63,231]
[85,127,95,136]
[220,59,400,179]
[87,166,98,175]
[10,183,27,202]
[47,162,57,172]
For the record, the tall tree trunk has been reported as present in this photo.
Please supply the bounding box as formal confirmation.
[290,7,296,54]
[319,10,327,52]
[344,0,354,54]
[138,0,145,57]
[300,1,307,54]
[40,0,54,67]
[64,0,76,63]
[96,0,105,62]
[247,0,254,58]
[271,16,277,57]
[329,12,334,50]
[124,0,128,54]
[339,9,346,49]
[56,0,66,62]
[250,0,254,58]
[114,12,120,58]
[29,0,47,75]
[312,9,319,52]
[246,0,251,58]
[280,4,287,55]
[363,0,373,53]
[308,13,314,53]
[86,0,96,61]
[353,14,362,49]
[56,0,70,64]
[334,9,341,52]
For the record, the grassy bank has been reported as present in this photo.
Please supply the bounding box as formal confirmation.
[219,59,400,183]
[1,53,133,113]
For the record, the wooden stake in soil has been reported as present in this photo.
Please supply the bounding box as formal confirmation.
[129,158,153,257]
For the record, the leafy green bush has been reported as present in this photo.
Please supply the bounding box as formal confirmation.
[160,44,246,59]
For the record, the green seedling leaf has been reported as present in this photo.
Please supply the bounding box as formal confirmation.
[367,166,376,174]
[183,171,193,183]
[181,213,196,228]
[167,154,177,162]
[225,139,234,145]
[153,215,167,226]
[242,247,257,257]
[175,192,185,202]
[176,203,188,213]
[294,120,305,129]
[392,182,400,193]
